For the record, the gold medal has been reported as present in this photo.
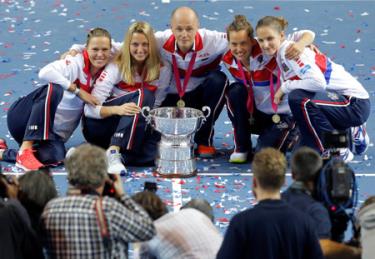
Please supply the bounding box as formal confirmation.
[272,114,281,124]
[176,99,185,108]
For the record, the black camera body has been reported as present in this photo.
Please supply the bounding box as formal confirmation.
[314,130,358,242]
[144,181,157,193]
[102,174,116,197]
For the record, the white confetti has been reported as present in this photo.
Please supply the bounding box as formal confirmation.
[228,9,234,13]
[304,9,310,13]
[360,12,369,16]
[354,38,361,43]
[139,11,150,16]
[335,18,344,22]
[321,41,336,45]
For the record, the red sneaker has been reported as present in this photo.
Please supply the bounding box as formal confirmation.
[0,138,7,151]
[196,145,216,158]
[16,149,44,171]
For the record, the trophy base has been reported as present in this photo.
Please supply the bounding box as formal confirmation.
[154,158,197,178]
[153,169,197,178]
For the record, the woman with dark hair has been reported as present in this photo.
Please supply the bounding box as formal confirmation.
[18,169,58,236]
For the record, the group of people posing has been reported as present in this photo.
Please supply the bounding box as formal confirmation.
[0,6,370,172]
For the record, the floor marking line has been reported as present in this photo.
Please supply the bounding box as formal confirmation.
[171,179,183,212]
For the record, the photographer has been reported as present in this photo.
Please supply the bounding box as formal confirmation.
[282,147,361,259]
[0,172,44,258]
[41,144,156,259]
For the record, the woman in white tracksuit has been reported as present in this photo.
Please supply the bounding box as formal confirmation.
[255,16,370,160]
[2,28,111,171]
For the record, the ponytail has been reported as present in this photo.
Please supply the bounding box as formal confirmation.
[227,15,254,40]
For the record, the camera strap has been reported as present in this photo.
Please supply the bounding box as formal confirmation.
[94,197,112,257]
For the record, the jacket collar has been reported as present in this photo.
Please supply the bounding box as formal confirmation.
[163,31,204,54]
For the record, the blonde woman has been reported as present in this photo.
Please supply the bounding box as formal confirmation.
[83,21,171,174]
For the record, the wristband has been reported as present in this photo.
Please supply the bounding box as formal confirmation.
[74,87,80,95]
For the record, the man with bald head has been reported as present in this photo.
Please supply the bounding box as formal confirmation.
[155,6,228,158]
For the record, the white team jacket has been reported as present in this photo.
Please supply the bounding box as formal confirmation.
[84,62,172,119]
[154,29,228,94]
[38,51,104,141]
[277,40,369,99]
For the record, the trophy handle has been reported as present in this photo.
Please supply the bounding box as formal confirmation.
[141,106,151,121]
[202,106,211,119]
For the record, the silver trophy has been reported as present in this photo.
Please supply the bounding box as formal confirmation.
[142,106,211,178]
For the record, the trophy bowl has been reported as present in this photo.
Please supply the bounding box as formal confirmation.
[142,106,211,137]
[142,106,211,178]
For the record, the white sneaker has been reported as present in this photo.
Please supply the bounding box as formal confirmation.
[229,151,248,163]
[352,125,370,155]
[106,149,127,175]
[340,148,354,162]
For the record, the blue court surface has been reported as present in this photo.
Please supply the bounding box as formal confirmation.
[1,0,374,236]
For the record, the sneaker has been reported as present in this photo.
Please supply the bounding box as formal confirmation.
[0,138,8,151]
[16,149,44,171]
[352,125,370,155]
[106,149,127,175]
[229,151,248,163]
[340,148,354,163]
[196,145,216,158]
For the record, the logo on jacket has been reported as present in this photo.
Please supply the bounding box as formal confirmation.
[327,92,339,100]
[198,53,210,58]
[282,62,290,72]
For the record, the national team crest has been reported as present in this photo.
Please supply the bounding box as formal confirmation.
[327,92,339,100]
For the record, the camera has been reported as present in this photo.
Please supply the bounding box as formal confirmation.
[102,174,116,197]
[144,181,157,193]
[315,130,358,242]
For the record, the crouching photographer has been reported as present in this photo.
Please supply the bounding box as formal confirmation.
[282,145,361,259]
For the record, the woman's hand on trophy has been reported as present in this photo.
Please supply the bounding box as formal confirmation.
[116,102,141,116]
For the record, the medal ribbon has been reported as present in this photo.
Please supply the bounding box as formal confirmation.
[172,52,197,99]
[237,60,254,114]
[269,67,281,113]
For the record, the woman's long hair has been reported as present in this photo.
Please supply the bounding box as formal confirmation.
[116,21,161,84]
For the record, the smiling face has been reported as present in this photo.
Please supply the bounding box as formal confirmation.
[228,30,253,64]
[129,32,149,64]
[86,36,111,70]
[256,26,284,56]
[171,7,199,53]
